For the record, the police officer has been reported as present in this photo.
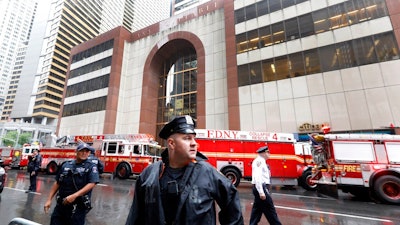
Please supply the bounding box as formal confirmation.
[125,115,244,225]
[44,143,99,225]
[87,145,104,174]
[26,149,42,193]
[250,146,282,225]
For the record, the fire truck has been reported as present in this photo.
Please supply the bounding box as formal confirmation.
[12,134,162,178]
[94,134,162,179]
[0,147,20,167]
[195,129,316,190]
[309,133,400,205]
[11,144,41,168]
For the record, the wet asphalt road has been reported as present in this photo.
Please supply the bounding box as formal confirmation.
[0,169,399,225]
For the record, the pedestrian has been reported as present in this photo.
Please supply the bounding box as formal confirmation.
[249,146,282,225]
[87,145,104,174]
[125,115,244,225]
[44,143,100,225]
[26,149,42,193]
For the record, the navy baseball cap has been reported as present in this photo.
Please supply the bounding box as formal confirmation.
[76,143,91,151]
[159,115,196,139]
[256,146,269,153]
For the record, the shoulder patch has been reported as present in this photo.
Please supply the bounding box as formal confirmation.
[92,166,98,173]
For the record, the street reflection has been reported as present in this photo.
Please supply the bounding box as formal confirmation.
[1,170,398,225]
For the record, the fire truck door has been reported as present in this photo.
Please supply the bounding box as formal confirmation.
[213,140,231,171]
[268,142,298,179]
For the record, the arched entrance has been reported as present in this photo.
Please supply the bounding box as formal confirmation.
[139,32,205,142]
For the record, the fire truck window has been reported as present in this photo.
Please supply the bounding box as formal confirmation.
[133,145,140,154]
[107,142,117,154]
[143,145,150,155]
[118,146,124,154]
[147,146,162,156]
[333,142,375,162]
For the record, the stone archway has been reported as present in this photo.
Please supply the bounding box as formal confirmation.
[139,31,205,137]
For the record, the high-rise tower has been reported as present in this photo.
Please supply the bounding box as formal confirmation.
[0,0,37,116]
[8,0,170,125]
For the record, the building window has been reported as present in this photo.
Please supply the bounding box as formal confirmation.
[262,58,275,82]
[237,32,399,87]
[62,96,107,117]
[249,62,263,85]
[288,52,305,77]
[319,45,341,72]
[285,17,300,41]
[66,74,110,97]
[238,64,250,86]
[235,0,389,54]
[69,57,112,78]
[157,48,197,135]
[374,32,400,62]
[353,36,377,66]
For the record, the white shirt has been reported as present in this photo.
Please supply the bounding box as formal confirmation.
[251,155,271,196]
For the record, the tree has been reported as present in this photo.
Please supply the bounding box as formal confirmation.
[19,132,33,146]
[1,131,33,147]
[2,131,18,147]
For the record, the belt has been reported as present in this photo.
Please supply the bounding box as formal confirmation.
[253,183,269,186]
[253,183,271,188]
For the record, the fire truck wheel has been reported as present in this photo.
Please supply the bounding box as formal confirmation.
[299,170,317,191]
[374,175,400,204]
[116,163,131,179]
[221,168,241,187]
[46,162,59,175]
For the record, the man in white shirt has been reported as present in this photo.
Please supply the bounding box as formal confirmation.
[250,146,282,225]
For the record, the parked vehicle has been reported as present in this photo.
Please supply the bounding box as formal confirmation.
[0,147,20,167]
[11,134,162,178]
[310,133,400,204]
[195,129,316,190]
[0,158,6,194]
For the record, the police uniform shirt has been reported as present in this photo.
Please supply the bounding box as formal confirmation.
[56,160,99,198]
[160,166,186,225]
[251,155,271,195]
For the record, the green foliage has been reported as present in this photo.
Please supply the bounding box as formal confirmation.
[3,131,17,147]
[19,132,33,146]
[2,131,33,147]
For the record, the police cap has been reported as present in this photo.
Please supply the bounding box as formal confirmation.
[76,143,91,151]
[256,146,269,153]
[159,115,196,139]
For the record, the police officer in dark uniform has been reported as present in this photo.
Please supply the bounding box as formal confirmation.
[44,143,99,225]
[250,146,282,225]
[125,115,244,225]
[26,149,42,193]
[87,145,104,174]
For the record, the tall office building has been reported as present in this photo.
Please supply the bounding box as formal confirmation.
[1,43,29,121]
[58,0,400,140]
[172,0,209,15]
[233,0,400,138]
[7,0,170,126]
[131,0,171,31]
[0,0,37,116]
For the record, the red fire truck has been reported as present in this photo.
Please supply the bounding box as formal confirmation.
[93,134,162,179]
[13,134,162,178]
[309,133,400,204]
[195,129,316,190]
[11,142,74,174]
[0,147,20,167]
[12,144,42,168]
